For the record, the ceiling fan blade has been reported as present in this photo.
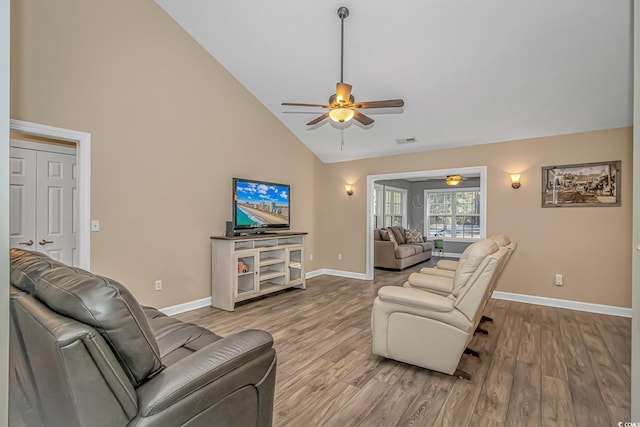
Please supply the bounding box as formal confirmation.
[306,112,330,126]
[335,83,353,103]
[353,111,374,126]
[282,102,330,108]
[353,99,405,109]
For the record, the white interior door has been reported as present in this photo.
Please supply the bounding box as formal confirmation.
[9,147,36,250]
[9,143,77,265]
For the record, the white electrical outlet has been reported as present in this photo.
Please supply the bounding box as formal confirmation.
[309,254,313,261]
[155,280,162,291]
[554,274,563,286]
[338,253,342,260]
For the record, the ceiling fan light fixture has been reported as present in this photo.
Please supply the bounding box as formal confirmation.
[446,175,462,186]
[329,108,355,123]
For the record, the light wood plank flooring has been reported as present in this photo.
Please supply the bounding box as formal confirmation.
[176,261,632,426]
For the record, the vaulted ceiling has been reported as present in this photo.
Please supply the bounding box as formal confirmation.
[156,0,632,164]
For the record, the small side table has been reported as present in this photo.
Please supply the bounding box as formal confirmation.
[433,239,444,257]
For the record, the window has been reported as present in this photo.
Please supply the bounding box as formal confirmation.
[383,186,407,227]
[425,189,481,240]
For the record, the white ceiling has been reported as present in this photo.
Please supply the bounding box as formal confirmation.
[156,0,632,164]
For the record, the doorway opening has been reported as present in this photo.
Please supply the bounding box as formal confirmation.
[366,166,487,280]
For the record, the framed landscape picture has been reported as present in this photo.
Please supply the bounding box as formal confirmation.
[541,161,621,208]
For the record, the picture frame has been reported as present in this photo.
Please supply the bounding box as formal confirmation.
[541,160,621,208]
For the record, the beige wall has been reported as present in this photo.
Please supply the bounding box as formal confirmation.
[10,0,632,310]
[318,128,632,308]
[10,0,321,307]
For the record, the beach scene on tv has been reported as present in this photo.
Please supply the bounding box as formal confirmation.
[235,181,290,226]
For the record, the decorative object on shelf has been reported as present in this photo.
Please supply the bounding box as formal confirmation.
[541,160,620,208]
[510,174,521,189]
[281,6,404,126]
[345,184,354,196]
[238,259,250,274]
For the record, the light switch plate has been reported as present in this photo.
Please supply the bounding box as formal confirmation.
[91,220,100,232]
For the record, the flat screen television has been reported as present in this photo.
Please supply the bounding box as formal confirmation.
[232,178,290,234]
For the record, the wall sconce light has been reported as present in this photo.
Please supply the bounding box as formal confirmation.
[345,184,354,196]
[510,174,521,189]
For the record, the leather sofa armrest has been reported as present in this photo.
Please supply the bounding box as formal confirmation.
[407,272,454,295]
[136,329,273,417]
[436,260,459,271]
[378,286,454,312]
[418,267,455,278]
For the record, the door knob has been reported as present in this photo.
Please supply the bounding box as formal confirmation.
[39,239,54,245]
[18,240,34,246]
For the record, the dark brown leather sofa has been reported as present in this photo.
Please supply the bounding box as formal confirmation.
[9,249,276,427]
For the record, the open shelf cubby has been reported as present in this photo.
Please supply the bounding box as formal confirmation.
[211,232,307,311]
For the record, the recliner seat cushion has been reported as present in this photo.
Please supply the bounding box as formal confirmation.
[35,266,164,386]
[143,306,223,365]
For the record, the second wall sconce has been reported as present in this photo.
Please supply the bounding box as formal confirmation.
[345,184,354,196]
[510,174,521,189]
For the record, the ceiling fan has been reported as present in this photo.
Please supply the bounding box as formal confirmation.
[445,175,468,186]
[282,6,404,126]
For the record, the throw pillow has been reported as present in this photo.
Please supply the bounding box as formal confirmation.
[388,226,407,244]
[405,229,424,243]
[381,229,398,248]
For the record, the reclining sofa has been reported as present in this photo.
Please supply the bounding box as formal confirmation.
[371,239,508,378]
[9,249,276,427]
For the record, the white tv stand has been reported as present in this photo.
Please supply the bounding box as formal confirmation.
[210,232,307,311]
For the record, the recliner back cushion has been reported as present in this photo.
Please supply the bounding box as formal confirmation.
[10,248,68,294]
[452,239,499,295]
[489,234,511,247]
[35,266,164,386]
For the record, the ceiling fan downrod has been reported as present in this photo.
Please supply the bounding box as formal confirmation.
[337,6,349,84]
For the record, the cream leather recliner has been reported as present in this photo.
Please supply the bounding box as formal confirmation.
[408,235,516,297]
[371,240,508,378]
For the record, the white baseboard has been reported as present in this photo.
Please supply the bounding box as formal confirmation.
[433,252,461,259]
[306,268,371,280]
[492,291,632,318]
[159,280,631,319]
[160,297,212,316]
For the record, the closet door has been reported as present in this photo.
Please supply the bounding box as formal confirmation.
[36,150,77,265]
[9,148,37,251]
[9,146,77,266]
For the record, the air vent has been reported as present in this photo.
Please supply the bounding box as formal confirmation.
[396,137,417,145]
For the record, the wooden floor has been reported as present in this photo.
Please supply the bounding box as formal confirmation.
[176,260,632,426]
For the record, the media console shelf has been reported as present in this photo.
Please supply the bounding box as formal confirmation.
[210,232,307,311]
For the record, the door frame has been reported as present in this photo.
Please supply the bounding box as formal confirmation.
[365,166,487,280]
[10,119,91,269]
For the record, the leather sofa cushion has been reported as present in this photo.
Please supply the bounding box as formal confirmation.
[10,248,68,294]
[35,266,164,386]
[143,307,223,365]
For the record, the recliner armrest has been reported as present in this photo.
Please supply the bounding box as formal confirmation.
[136,329,273,417]
[378,286,454,312]
[436,260,459,271]
[407,272,454,295]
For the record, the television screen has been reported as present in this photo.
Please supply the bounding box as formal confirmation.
[233,178,290,231]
